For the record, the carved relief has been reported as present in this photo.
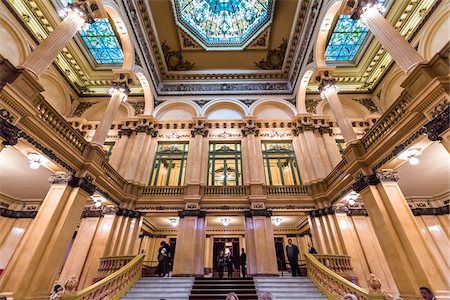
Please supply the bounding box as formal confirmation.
[254,39,288,70]
[306,98,321,114]
[161,41,195,71]
[352,98,380,114]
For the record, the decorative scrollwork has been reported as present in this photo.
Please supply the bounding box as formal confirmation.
[161,41,195,71]
[254,39,288,70]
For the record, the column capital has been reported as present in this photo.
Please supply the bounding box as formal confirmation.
[109,73,133,96]
[67,0,105,24]
[136,124,158,137]
[118,128,133,138]
[241,120,260,137]
[352,171,399,193]
[318,126,333,136]
[244,209,272,217]
[344,0,378,20]
[48,173,96,195]
[422,104,449,142]
[0,109,22,147]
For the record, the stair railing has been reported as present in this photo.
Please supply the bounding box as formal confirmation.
[305,254,385,300]
[62,253,144,300]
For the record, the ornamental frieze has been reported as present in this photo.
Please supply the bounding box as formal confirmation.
[157,132,191,139]
[259,131,293,138]
[208,131,242,139]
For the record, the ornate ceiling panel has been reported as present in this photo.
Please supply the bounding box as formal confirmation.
[171,0,275,50]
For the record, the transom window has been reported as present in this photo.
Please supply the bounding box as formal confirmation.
[207,143,242,186]
[262,141,301,186]
[149,143,189,186]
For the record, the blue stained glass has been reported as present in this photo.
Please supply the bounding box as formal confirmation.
[325,15,369,62]
[79,19,124,65]
[175,0,274,48]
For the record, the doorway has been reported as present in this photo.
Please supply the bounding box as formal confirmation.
[212,238,240,277]
[274,237,287,271]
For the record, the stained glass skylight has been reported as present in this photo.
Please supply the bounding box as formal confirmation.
[58,0,123,65]
[173,0,275,50]
[80,19,124,65]
[324,15,369,62]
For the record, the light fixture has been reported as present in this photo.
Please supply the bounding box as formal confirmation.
[343,191,359,206]
[220,217,231,227]
[398,148,421,166]
[272,217,282,226]
[91,193,105,208]
[27,153,49,170]
[169,217,179,227]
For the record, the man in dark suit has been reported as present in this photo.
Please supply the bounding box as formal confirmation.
[240,248,246,277]
[285,238,300,277]
[308,242,318,254]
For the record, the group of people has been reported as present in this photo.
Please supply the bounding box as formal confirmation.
[216,248,247,278]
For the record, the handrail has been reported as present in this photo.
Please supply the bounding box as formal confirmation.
[266,185,309,195]
[62,254,144,300]
[94,255,135,283]
[313,254,357,283]
[305,254,385,300]
[142,186,184,196]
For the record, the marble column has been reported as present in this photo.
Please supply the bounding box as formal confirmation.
[187,119,209,187]
[108,128,133,170]
[348,1,424,73]
[0,173,95,299]
[353,171,449,299]
[244,210,278,276]
[58,211,103,289]
[172,211,206,277]
[0,218,33,272]
[91,87,128,146]
[319,126,342,168]
[319,79,357,144]
[22,1,103,77]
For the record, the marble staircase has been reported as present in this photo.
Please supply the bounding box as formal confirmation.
[121,277,194,300]
[254,277,327,299]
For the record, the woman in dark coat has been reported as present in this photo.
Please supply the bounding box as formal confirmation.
[217,250,225,278]
[157,241,170,277]
[226,252,234,278]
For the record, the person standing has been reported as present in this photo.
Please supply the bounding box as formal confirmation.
[285,238,300,277]
[226,252,234,278]
[308,242,318,254]
[157,241,170,277]
[217,250,225,278]
[240,248,246,278]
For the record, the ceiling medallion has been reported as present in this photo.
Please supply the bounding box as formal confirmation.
[172,0,275,51]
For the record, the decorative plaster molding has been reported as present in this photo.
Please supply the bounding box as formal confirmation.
[254,39,288,70]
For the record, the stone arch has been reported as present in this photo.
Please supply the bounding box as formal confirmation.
[295,64,316,113]
[250,99,297,120]
[154,100,200,121]
[102,0,134,70]
[133,65,154,115]
[202,100,248,120]
[314,0,343,68]
[40,72,71,116]
[378,67,406,111]
[0,11,30,66]
[418,4,450,60]
[82,100,133,121]
[318,97,370,118]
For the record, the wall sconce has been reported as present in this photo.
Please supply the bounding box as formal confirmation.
[272,217,282,226]
[27,153,49,170]
[343,191,359,206]
[169,217,179,227]
[398,148,421,165]
[91,193,105,208]
[220,217,231,227]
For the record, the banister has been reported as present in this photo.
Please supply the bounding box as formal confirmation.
[305,253,385,300]
[62,254,144,300]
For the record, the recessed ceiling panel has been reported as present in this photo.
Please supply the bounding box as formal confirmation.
[172,0,275,50]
